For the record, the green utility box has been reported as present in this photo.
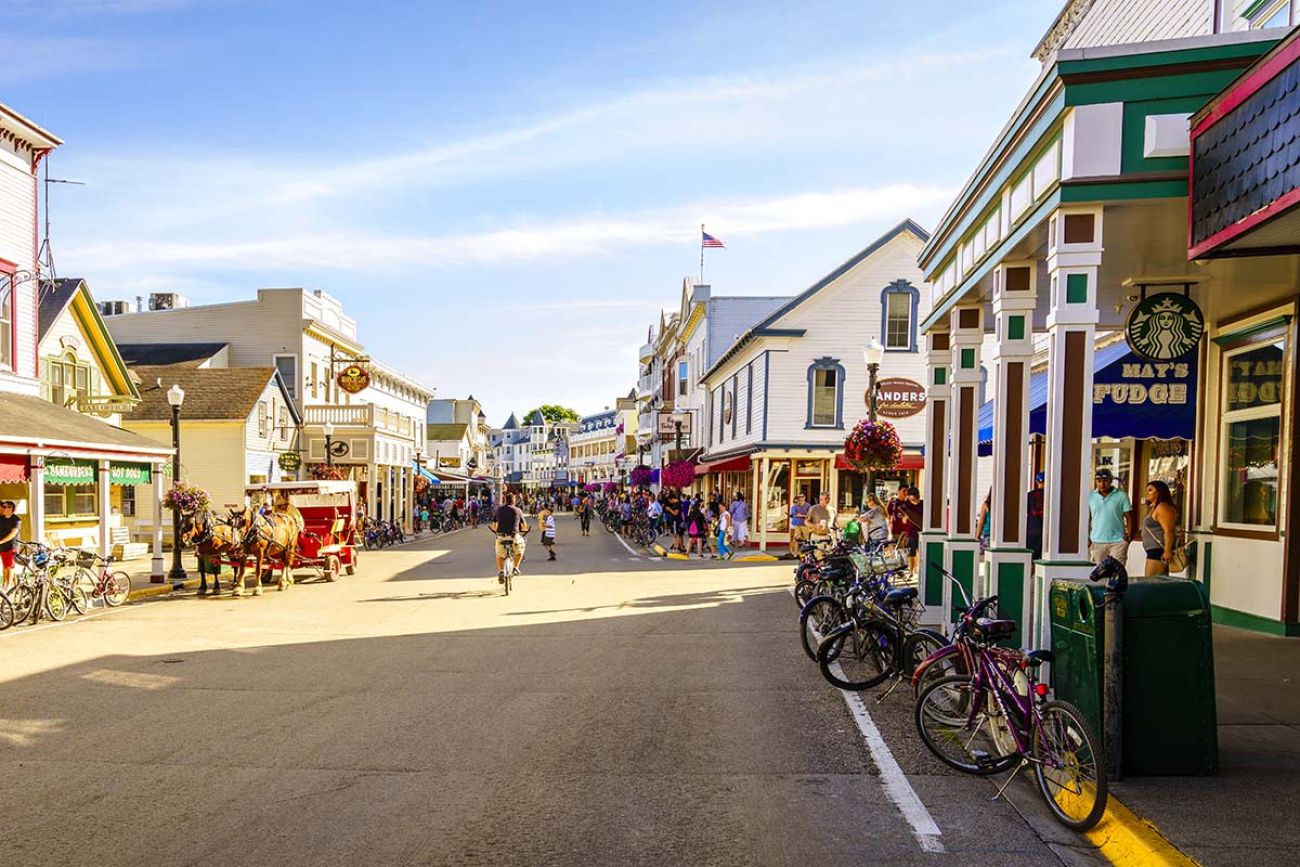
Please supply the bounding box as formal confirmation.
[1048,577,1218,776]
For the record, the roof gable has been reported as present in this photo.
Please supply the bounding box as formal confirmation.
[128,365,286,421]
[40,278,140,400]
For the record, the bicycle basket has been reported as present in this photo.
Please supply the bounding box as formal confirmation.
[75,549,99,568]
[895,597,925,629]
[871,549,908,575]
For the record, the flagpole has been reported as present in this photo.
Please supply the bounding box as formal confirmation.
[700,223,705,285]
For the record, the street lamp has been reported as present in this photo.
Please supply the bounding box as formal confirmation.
[861,337,886,501]
[166,383,187,582]
[324,421,335,469]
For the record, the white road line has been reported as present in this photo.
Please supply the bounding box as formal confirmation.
[792,588,944,854]
[0,606,116,640]
[612,533,643,559]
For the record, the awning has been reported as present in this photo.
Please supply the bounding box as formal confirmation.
[0,454,29,483]
[45,458,97,486]
[834,452,925,471]
[695,455,752,475]
[110,462,151,485]
[977,342,1198,456]
[416,465,441,485]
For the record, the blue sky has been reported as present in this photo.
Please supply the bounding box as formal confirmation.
[2,0,1052,424]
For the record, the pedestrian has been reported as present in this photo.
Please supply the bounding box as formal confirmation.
[858,493,889,546]
[0,500,20,588]
[539,503,558,560]
[578,494,592,536]
[729,492,750,547]
[899,487,923,578]
[1141,481,1179,576]
[716,506,733,559]
[686,500,707,557]
[419,505,430,533]
[976,489,992,553]
[1026,472,1045,560]
[887,483,909,545]
[788,493,810,556]
[665,490,685,552]
[807,492,836,542]
[1088,469,1134,565]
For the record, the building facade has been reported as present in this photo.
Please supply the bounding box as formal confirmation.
[103,287,433,531]
[696,220,933,550]
[914,0,1300,638]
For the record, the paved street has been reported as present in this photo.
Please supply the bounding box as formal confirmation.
[1,523,1093,866]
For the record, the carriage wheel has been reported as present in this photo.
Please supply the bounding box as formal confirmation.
[325,555,341,582]
[344,550,357,576]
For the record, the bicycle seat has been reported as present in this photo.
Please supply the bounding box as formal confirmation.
[1025,649,1055,666]
[974,618,1018,639]
[883,587,918,608]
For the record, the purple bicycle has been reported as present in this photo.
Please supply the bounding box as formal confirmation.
[913,594,1108,830]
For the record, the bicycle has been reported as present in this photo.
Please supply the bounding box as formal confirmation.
[8,541,66,625]
[69,549,132,609]
[913,592,1108,830]
[813,579,946,695]
[498,538,518,596]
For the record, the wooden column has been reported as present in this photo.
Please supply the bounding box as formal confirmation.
[944,305,985,623]
[919,331,950,624]
[98,460,113,558]
[987,260,1037,642]
[150,463,165,580]
[1038,206,1103,647]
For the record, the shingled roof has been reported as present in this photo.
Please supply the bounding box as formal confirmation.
[0,390,168,452]
[38,278,83,342]
[129,364,296,422]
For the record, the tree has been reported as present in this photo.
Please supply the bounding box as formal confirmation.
[525,404,580,424]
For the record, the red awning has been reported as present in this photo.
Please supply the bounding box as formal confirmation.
[696,455,752,475]
[0,454,29,483]
[834,452,924,471]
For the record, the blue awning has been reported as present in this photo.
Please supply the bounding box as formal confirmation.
[978,343,1198,456]
[416,465,441,484]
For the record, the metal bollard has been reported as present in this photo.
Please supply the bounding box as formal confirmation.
[1103,588,1124,781]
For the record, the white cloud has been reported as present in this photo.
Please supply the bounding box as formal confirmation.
[64,182,954,275]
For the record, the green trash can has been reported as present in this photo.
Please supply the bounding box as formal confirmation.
[1048,576,1218,776]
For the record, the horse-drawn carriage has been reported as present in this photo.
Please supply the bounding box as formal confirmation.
[243,480,359,583]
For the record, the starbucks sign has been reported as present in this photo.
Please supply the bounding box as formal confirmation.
[1125,292,1204,361]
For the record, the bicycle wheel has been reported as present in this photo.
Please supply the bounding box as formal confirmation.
[8,582,35,624]
[794,578,818,609]
[899,629,947,678]
[103,571,131,607]
[799,595,846,661]
[44,584,69,622]
[914,675,1020,775]
[0,591,14,630]
[817,620,896,690]
[68,581,90,616]
[1033,700,1108,831]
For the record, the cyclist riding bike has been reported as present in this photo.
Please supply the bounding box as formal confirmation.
[490,492,529,583]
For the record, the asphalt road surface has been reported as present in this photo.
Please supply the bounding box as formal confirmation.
[0,521,1100,866]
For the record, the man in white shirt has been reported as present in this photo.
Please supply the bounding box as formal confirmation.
[806,492,837,541]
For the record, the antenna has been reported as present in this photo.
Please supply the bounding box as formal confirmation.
[38,157,86,287]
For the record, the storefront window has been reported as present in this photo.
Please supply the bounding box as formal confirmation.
[46,484,98,518]
[764,460,790,533]
[1221,339,1286,527]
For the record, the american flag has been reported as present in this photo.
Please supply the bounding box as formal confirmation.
[701,231,725,248]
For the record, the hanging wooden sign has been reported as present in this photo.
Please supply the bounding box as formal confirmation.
[336,363,371,394]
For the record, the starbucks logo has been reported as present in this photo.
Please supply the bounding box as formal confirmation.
[1125,293,1204,361]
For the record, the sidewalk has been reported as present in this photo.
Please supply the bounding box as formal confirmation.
[1110,625,1300,866]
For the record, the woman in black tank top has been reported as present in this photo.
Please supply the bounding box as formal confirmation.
[1141,481,1178,576]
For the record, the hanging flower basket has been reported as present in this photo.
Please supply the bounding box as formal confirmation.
[163,480,211,514]
[843,418,903,471]
[310,463,348,481]
[662,460,696,489]
[583,483,601,493]
[628,465,654,488]
[602,481,620,494]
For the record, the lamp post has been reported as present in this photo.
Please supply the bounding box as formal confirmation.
[166,383,187,582]
[862,337,885,501]
[671,408,685,455]
[324,421,335,470]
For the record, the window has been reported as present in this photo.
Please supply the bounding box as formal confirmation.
[46,484,98,518]
[1220,339,1286,527]
[257,401,269,436]
[806,357,845,428]
[0,284,11,370]
[881,280,919,351]
[274,354,298,400]
[1246,1,1292,29]
[310,362,318,399]
[678,360,689,396]
[746,364,753,434]
[120,485,137,517]
[43,350,96,408]
[278,406,290,439]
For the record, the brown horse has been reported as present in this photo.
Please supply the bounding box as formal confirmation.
[179,508,247,595]
[231,504,304,595]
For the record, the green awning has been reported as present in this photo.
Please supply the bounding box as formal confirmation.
[45,459,97,486]
[110,462,151,485]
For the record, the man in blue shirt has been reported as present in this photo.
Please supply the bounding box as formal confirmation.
[1088,469,1133,565]
[788,493,810,556]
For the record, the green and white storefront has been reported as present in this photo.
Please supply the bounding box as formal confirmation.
[916,29,1300,640]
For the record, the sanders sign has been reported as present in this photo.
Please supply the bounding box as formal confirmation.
[873,378,926,419]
